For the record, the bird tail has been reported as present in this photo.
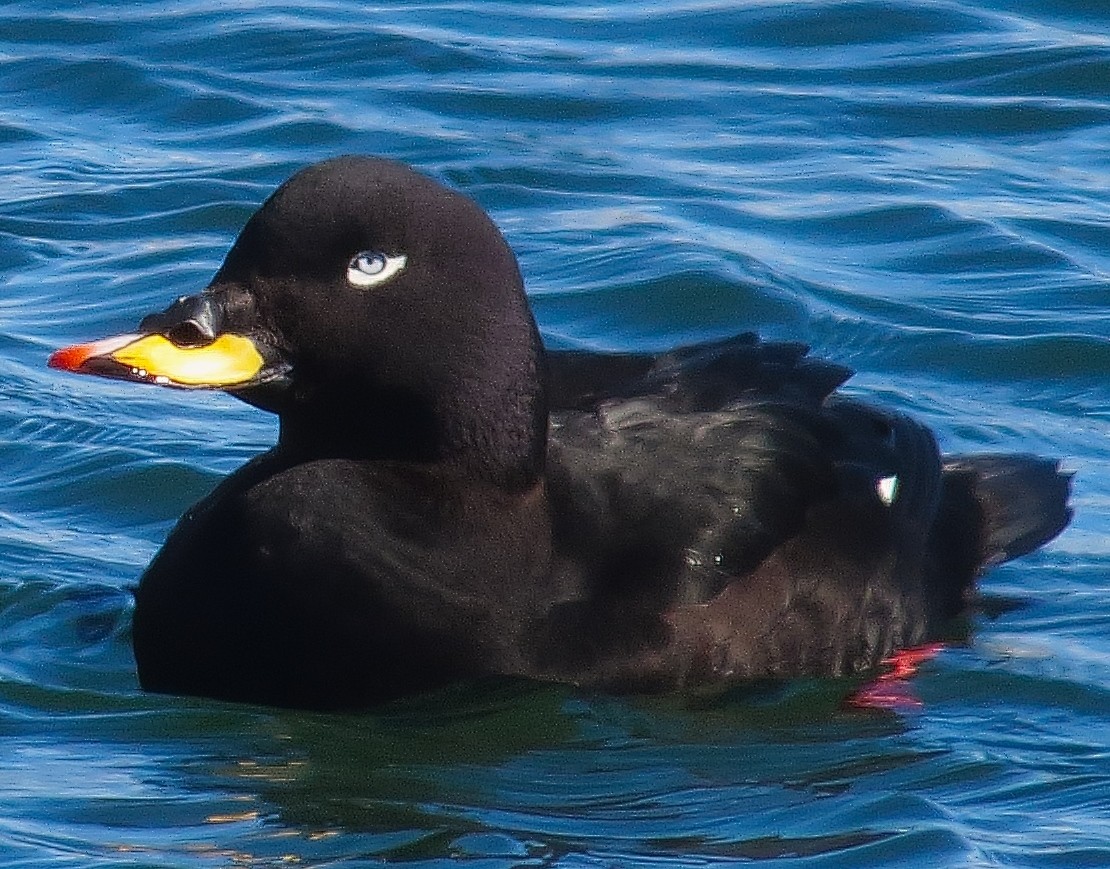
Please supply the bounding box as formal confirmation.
[925,455,1071,623]
[943,454,1073,568]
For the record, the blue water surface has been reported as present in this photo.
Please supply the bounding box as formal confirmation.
[2,1,1109,866]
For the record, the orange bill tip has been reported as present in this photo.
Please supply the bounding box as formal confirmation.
[48,334,145,372]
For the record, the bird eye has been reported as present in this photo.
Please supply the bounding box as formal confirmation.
[347,251,407,288]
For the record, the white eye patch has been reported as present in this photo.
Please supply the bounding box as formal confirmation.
[346,251,407,288]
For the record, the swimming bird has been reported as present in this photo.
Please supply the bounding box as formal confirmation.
[49,156,1072,710]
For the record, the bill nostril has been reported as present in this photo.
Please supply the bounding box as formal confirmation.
[166,319,215,348]
[138,293,223,346]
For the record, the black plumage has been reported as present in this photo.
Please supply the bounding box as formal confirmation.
[50,157,1072,709]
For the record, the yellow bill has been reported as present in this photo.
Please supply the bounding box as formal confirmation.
[49,332,265,389]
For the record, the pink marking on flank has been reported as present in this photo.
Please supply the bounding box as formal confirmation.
[846,642,945,711]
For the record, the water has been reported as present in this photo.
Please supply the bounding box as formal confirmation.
[2,0,1109,865]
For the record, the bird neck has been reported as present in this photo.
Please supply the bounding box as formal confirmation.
[277,330,548,492]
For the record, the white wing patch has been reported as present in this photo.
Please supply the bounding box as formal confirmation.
[876,475,899,506]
